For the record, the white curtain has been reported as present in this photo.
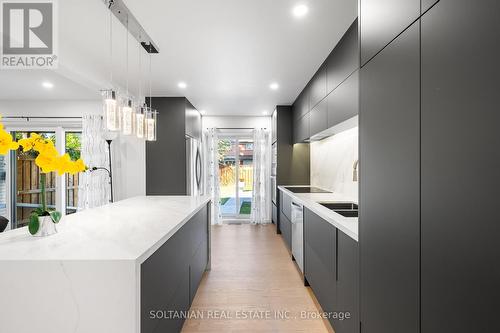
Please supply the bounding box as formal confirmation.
[205,128,222,225]
[78,115,111,210]
[251,128,271,224]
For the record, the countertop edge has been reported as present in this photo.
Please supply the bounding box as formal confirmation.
[136,197,211,264]
[278,186,358,242]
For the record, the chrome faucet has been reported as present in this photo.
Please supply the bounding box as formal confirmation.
[353,159,359,182]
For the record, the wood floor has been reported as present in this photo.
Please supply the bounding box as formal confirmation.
[182,224,334,333]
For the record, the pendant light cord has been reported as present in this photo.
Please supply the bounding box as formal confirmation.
[125,14,129,96]
[138,39,142,105]
[109,8,113,87]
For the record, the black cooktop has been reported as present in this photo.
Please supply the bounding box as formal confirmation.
[285,186,332,194]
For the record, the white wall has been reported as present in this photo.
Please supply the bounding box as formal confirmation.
[0,100,145,201]
[310,127,358,201]
[202,115,271,130]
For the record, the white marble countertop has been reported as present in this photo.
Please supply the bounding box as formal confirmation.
[0,195,211,263]
[278,186,358,241]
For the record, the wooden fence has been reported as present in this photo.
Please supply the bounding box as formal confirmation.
[16,158,79,226]
[219,165,253,191]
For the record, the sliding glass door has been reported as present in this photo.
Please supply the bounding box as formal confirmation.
[218,136,254,219]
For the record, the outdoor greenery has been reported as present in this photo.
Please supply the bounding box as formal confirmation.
[14,132,81,160]
[218,139,232,165]
[239,201,251,215]
[220,197,230,205]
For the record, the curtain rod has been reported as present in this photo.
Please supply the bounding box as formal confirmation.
[3,116,83,119]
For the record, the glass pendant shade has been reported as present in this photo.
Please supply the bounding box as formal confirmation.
[103,90,120,131]
[121,99,136,135]
[145,109,158,141]
[136,104,146,139]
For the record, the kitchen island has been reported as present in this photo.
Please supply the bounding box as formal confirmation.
[0,195,211,333]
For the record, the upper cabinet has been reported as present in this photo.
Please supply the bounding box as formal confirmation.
[309,63,327,109]
[422,0,438,13]
[327,19,359,93]
[185,100,202,140]
[292,18,360,143]
[327,70,359,129]
[360,0,420,66]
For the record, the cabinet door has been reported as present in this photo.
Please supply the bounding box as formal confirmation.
[422,0,438,13]
[282,192,292,221]
[293,88,310,121]
[190,239,207,304]
[421,1,500,332]
[359,21,420,333]
[327,70,359,128]
[310,63,327,109]
[360,0,420,66]
[334,231,359,333]
[327,19,359,93]
[279,211,292,252]
[294,112,310,143]
[310,98,328,137]
[272,202,277,225]
[304,208,336,315]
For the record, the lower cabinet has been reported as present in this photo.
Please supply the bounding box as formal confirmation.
[141,204,209,333]
[272,202,278,225]
[304,208,359,333]
[280,210,292,252]
[334,231,359,333]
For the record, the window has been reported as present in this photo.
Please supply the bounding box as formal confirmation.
[13,132,57,228]
[65,132,82,214]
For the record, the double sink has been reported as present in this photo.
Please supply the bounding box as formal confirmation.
[318,202,358,218]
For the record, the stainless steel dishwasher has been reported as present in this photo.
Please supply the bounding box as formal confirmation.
[291,201,304,273]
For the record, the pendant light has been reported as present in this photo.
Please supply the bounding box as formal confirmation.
[103,7,120,131]
[121,14,136,136]
[145,47,157,142]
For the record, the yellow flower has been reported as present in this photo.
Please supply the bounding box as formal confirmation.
[35,147,59,173]
[0,127,19,155]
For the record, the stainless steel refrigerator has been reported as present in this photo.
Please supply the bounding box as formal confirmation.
[186,135,203,196]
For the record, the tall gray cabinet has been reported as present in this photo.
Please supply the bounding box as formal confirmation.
[146,97,202,195]
[359,0,500,332]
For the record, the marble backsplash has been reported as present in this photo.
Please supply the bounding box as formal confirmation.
[310,127,358,201]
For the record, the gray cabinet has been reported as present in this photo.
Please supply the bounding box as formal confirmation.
[310,98,328,136]
[293,112,310,143]
[281,191,292,221]
[146,97,202,195]
[421,1,500,332]
[422,0,438,13]
[309,63,327,109]
[272,202,277,225]
[304,208,336,321]
[360,0,420,65]
[275,106,310,187]
[359,21,420,333]
[279,211,292,252]
[327,70,359,129]
[334,231,359,333]
[294,89,310,121]
[141,204,209,333]
[327,19,359,93]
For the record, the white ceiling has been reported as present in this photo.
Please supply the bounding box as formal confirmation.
[0,0,357,116]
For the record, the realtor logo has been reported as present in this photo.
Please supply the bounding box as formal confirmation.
[1,0,58,69]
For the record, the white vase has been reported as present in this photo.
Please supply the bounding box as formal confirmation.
[33,216,57,237]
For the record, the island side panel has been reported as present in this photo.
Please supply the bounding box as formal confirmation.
[0,260,137,333]
[141,203,209,333]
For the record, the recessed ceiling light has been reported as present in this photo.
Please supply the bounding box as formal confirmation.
[199,110,206,115]
[292,4,309,18]
[262,110,269,115]
[42,81,54,89]
[178,82,187,89]
[270,82,279,90]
